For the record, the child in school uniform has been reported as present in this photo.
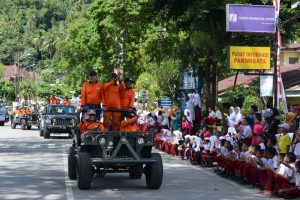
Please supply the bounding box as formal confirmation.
[234,142,251,181]
[257,135,266,150]
[278,161,300,199]
[272,152,297,195]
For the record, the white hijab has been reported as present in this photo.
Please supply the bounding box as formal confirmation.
[228,106,237,127]
[193,93,201,108]
[235,107,243,124]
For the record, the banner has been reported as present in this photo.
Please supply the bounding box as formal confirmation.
[228,46,271,70]
[179,68,202,90]
[260,76,273,97]
[226,4,276,33]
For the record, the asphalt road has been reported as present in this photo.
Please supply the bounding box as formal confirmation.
[0,123,277,200]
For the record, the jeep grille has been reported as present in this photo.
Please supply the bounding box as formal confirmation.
[56,119,71,126]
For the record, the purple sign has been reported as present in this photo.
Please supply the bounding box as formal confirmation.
[226,4,276,33]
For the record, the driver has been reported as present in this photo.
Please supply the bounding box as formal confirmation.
[77,109,106,133]
[120,111,139,132]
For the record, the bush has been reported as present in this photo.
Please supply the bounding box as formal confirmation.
[242,95,263,117]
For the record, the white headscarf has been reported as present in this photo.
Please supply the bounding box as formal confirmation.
[193,93,201,108]
[228,106,237,127]
[184,94,195,123]
[235,107,243,124]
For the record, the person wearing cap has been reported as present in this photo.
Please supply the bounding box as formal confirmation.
[80,70,103,120]
[77,109,105,133]
[278,123,291,157]
[103,73,122,131]
[120,112,139,132]
[120,77,135,119]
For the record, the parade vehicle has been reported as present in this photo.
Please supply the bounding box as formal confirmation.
[39,104,77,138]
[68,109,163,190]
[0,106,9,126]
[10,111,39,130]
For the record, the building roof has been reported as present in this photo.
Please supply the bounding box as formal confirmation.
[3,65,39,81]
[218,63,300,93]
[281,43,300,51]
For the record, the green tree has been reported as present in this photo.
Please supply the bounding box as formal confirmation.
[0,78,16,104]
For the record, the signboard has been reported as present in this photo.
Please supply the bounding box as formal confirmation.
[158,97,173,108]
[226,4,276,33]
[228,46,271,70]
[260,75,273,97]
[179,68,202,90]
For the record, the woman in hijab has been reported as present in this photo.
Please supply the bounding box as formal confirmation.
[285,112,296,132]
[193,92,202,129]
[225,106,237,128]
[235,107,243,126]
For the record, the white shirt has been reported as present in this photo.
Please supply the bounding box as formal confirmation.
[259,142,266,150]
[294,143,300,156]
[220,146,228,156]
[208,111,216,118]
[266,156,279,169]
[215,110,222,120]
[203,142,211,151]
[147,117,155,126]
[209,135,218,152]
[278,163,294,177]
[240,125,252,139]
[240,151,251,159]
[161,113,169,126]
[157,115,163,124]
[295,173,300,188]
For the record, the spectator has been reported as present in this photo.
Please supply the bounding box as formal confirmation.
[249,105,258,129]
[181,115,192,136]
[278,123,291,157]
[268,108,281,137]
[252,113,264,145]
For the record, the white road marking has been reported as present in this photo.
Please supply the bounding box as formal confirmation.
[62,146,75,200]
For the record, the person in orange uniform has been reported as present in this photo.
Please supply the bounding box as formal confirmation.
[80,71,103,120]
[49,95,56,104]
[77,109,106,133]
[103,73,122,131]
[20,107,28,115]
[120,112,139,132]
[120,77,135,119]
[62,97,71,106]
[12,107,22,115]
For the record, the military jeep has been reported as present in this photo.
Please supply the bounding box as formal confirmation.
[39,105,77,139]
[11,112,39,130]
[68,129,163,190]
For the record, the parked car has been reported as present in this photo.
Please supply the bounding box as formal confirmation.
[0,106,9,126]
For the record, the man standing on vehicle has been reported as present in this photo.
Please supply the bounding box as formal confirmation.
[120,77,135,119]
[62,97,71,106]
[78,109,106,133]
[120,111,139,132]
[103,73,122,131]
[80,71,103,120]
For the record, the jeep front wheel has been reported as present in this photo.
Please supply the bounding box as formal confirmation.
[145,153,163,189]
[77,152,92,189]
[20,119,26,130]
[39,128,44,137]
[27,125,32,130]
[68,147,77,180]
[11,122,16,129]
[43,128,50,139]
[129,165,143,179]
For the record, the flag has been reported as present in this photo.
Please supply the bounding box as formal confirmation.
[273,0,288,112]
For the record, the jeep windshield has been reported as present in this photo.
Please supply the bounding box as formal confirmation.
[48,105,75,115]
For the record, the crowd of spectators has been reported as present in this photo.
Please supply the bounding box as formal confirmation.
[139,100,300,199]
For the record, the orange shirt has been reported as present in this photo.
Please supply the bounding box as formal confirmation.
[120,116,139,132]
[78,120,106,133]
[120,83,135,109]
[81,81,103,106]
[50,95,56,104]
[62,99,71,105]
[103,80,121,108]
[13,109,22,115]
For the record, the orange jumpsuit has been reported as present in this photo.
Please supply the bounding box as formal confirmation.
[80,81,103,106]
[12,109,22,115]
[103,80,122,131]
[50,95,56,104]
[20,109,28,115]
[62,99,71,105]
[120,83,135,109]
[120,116,139,132]
[77,120,106,133]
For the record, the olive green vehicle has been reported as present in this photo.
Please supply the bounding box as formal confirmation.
[68,130,163,190]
